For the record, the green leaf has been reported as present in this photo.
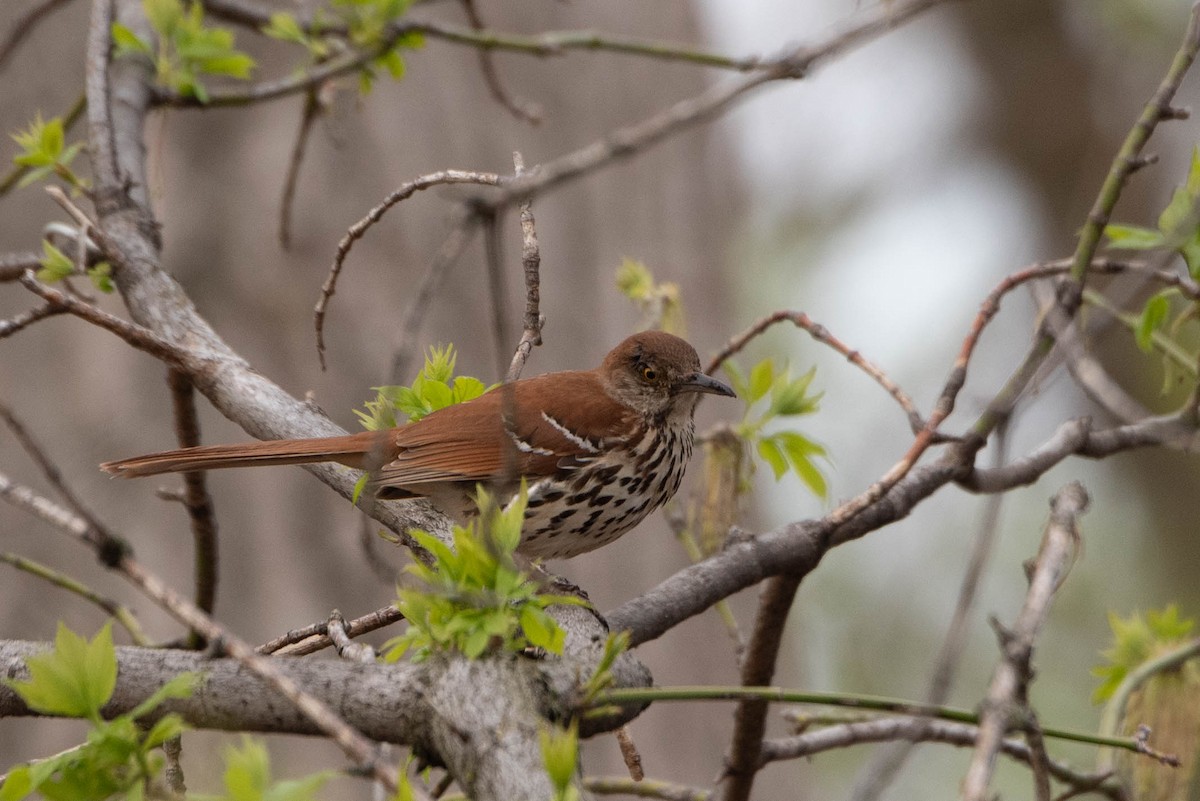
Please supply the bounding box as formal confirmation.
[39,116,63,157]
[451,375,487,403]
[1104,224,1165,250]
[0,765,34,801]
[521,606,565,654]
[7,622,116,719]
[199,52,256,78]
[87,262,115,293]
[768,367,820,417]
[37,240,74,283]
[747,360,774,404]
[263,12,307,44]
[1135,291,1171,353]
[377,48,405,79]
[112,22,153,54]
[776,430,828,498]
[756,437,787,480]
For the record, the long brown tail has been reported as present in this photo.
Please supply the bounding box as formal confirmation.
[101,431,389,478]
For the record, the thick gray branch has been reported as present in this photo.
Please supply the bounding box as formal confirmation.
[0,629,649,800]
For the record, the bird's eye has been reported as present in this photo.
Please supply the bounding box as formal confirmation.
[641,366,658,381]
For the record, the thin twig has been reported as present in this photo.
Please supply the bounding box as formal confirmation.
[389,209,481,382]
[0,399,110,536]
[706,309,926,435]
[961,482,1088,801]
[0,252,41,280]
[717,573,802,801]
[0,302,69,338]
[459,0,541,124]
[0,552,149,645]
[279,88,322,250]
[153,33,398,107]
[481,206,512,378]
[0,0,76,72]
[760,717,1126,801]
[586,776,708,801]
[0,473,410,795]
[259,603,406,656]
[972,4,1200,439]
[326,609,377,663]
[615,725,644,781]
[850,423,1011,801]
[317,170,501,369]
[166,369,220,640]
[505,152,543,383]
[19,272,192,367]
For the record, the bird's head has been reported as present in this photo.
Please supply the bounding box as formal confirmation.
[600,331,736,420]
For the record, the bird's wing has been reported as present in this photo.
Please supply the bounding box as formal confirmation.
[371,371,638,490]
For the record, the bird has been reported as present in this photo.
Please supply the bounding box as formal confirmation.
[101,331,736,559]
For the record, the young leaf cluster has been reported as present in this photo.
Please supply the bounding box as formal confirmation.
[112,0,255,103]
[193,737,336,801]
[615,258,685,335]
[1092,604,1195,703]
[37,240,114,294]
[1104,147,1200,385]
[383,487,584,662]
[9,114,86,190]
[262,0,425,95]
[355,344,492,430]
[723,358,827,498]
[1,623,195,801]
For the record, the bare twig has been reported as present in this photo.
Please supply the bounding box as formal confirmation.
[616,725,645,781]
[761,717,1127,801]
[459,0,542,124]
[961,482,1087,801]
[0,0,76,71]
[972,4,1200,439]
[0,473,408,794]
[260,603,405,656]
[0,253,41,281]
[716,573,802,801]
[706,309,926,436]
[586,776,708,801]
[326,609,377,663]
[18,272,192,367]
[851,423,1011,801]
[279,88,322,250]
[0,302,69,338]
[481,206,512,378]
[166,369,220,637]
[0,552,149,645]
[0,399,111,536]
[389,209,482,382]
[317,170,501,369]
[505,152,543,383]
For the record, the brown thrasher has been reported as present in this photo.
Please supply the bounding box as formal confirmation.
[102,331,736,559]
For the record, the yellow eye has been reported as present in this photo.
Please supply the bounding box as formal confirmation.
[641,366,658,381]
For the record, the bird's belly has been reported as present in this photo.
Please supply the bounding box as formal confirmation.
[516,430,691,560]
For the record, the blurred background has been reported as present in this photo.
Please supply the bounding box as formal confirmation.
[1,0,1198,797]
